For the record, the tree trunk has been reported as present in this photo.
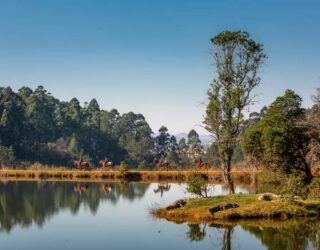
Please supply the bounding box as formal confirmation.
[222,226,233,250]
[304,163,312,184]
[223,158,235,194]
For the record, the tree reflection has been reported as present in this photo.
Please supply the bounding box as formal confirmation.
[184,220,320,250]
[242,219,320,250]
[0,181,150,232]
[153,184,171,197]
[186,223,206,241]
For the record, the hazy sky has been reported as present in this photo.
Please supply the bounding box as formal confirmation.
[0,0,319,134]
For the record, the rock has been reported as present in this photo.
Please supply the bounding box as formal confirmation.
[257,193,280,201]
[209,203,239,215]
[166,199,187,210]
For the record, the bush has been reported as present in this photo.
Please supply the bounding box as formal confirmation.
[308,177,320,199]
[282,171,308,202]
[28,162,46,170]
[187,174,209,198]
[119,161,128,176]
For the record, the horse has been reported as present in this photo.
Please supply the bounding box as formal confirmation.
[194,159,209,169]
[73,160,90,170]
[99,160,114,169]
[153,183,171,197]
[154,160,170,171]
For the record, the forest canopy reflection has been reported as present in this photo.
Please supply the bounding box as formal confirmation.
[0,181,150,232]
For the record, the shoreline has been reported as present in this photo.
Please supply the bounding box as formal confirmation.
[0,168,254,183]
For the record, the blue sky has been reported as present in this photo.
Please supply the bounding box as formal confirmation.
[0,0,319,134]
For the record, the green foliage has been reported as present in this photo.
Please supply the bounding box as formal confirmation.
[308,177,320,200]
[0,145,15,167]
[187,174,209,198]
[242,89,311,181]
[204,30,266,179]
[119,161,128,176]
[282,171,308,202]
[0,86,155,168]
[187,129,202,156]
[166,150,181,168]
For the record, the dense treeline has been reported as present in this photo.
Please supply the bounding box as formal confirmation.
[0,86,209,168]
[241,89,320,182]
[0,85,154,167]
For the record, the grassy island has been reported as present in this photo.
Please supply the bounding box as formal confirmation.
[153,194,320,223]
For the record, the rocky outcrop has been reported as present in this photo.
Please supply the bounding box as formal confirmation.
[166,199,187,210]
[209,203,239,215]
[257,193,280,201]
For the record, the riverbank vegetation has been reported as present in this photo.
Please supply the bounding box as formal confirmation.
[0,167,254,183]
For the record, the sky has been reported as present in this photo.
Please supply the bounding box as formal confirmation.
[0,0,319,135]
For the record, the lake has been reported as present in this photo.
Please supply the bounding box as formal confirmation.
[0,181,319,250]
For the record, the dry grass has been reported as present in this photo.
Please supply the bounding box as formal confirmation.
[0,168,254,183]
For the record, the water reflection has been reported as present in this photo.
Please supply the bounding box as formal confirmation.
[153,183,171,197]
[0,181,150,232]
[183,220,320,250]
[0,181,319,250]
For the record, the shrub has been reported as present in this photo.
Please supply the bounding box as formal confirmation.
[28,162,46,170]
[119,161,128,176]
[282,171,308,202]
[308,177,320,199]
[187,174,209,198]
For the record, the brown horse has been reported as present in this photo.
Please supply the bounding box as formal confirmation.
[73,160,90,170]
[99,160,114,169]
[194,159,209,169]
[153,183,171,197]
[154,160,170,171]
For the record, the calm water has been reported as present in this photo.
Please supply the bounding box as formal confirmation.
[0,181,319,250]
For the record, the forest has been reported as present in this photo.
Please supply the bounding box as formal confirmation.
[0,85,210,168]
[1,84,320,176]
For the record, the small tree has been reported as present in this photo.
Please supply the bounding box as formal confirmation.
[187,174,209,198]
[119,161,128,177]
[204,30,266,192]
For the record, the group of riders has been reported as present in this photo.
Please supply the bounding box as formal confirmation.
[73,157,209,170]
[73,157,113,170]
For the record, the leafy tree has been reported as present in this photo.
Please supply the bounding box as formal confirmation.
[242,89,312,183]
[113,112,153,166]
[204,30,266,191]
[187,174,209,197]
[154,126,171,160]
[178,138,187,151]
[187,129,202,157]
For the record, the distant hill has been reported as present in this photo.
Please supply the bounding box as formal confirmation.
[174,133,214,146]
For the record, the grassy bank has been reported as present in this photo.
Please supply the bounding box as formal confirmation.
[153,194,320,223]
[0,168,253,183]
